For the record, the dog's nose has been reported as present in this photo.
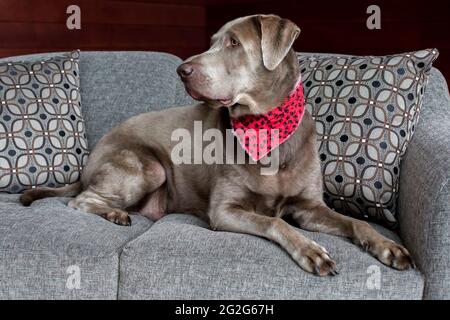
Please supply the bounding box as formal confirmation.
[177,63,194,79]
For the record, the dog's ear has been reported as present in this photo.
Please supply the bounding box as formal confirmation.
[258,15,300,71]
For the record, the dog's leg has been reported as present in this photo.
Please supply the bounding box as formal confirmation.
[69,188,134,226]
[210,204,337,276]
[20,181,82,206]
[69,193,132,226]
[288,200,414,270]
[70,149,166,226]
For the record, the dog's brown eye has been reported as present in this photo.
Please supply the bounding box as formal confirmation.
[230,38,240,47]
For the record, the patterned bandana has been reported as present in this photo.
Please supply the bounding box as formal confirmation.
[230,78,305,161]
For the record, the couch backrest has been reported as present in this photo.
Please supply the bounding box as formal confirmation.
[2,51,445,148]
[0,51,194,147]
[78,52,194,146]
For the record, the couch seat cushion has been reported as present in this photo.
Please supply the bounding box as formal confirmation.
[119,214,424,299]
[0,194,152,299]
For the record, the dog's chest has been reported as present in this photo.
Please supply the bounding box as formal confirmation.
[247,163,303,198]
[243,175,299,218]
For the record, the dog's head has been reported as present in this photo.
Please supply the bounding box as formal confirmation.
[177,14,301,116]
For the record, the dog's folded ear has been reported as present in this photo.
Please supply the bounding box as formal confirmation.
[258,14,301,71]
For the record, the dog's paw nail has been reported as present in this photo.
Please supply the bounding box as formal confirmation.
[314,266,321,275]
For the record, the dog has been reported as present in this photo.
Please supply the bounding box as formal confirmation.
[20,14,414,276]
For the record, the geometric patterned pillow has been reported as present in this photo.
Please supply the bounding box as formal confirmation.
[298,49,439,228]
[0,50,89,193]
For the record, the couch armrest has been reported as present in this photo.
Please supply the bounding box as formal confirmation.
[398,67,450,299]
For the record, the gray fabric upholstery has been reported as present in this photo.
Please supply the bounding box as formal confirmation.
[0,51,89,193]
[297,50,439,228]
[118,214,423,300]
[1,51,448,299]
[397,67,450,299]
[0,193,152,299]
[2,51,191,147]
[78,51,189,146]
[298,53,450,299]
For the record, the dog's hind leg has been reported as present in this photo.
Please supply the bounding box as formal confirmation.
[69,194,132,226]
[69,149,166,226]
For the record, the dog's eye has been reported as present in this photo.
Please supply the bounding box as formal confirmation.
[230,37,240,47]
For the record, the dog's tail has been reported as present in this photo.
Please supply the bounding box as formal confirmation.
[20,181,82,206]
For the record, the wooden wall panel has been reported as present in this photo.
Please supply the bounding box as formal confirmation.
[0,22,204,49]
[0,0,448,82]
[0,0,207,59]
[0,0,206,26]
[206,0,450,81]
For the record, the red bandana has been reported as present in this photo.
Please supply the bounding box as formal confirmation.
[231,78,305,161]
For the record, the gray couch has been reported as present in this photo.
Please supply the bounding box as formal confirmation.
[0,51,448,300]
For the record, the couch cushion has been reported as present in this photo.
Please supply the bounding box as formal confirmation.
[298,49,439,228]
[1,51,191,147]
[0,193,152,299]
[0,51,89,193]
[78,51,189,146]
[119,214,424,299]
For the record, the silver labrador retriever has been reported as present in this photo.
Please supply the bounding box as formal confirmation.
[21,14,414,275]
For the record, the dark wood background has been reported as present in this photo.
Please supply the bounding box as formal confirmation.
[0,0,448,81]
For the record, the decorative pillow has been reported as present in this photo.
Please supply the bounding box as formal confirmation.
[298,49,439,228]
[0,50,89,193]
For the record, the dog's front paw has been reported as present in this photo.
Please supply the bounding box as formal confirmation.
[293,241,338,276]
[365,239,415,270]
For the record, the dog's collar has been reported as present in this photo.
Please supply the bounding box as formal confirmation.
[230,77,305,161]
